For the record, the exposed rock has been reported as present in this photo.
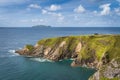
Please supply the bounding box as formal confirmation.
[75,42,82,53]
[90,59,120,80]
[59,41,66,47]
[44,47,51,56]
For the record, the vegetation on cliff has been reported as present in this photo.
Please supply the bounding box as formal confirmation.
[25,44,34,51]
[15,34,120,80]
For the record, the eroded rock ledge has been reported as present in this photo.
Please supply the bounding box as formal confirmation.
[15,34,120,80]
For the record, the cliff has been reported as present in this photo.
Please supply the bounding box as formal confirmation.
[15,34,120,80]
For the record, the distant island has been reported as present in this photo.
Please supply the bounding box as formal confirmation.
[32,25,51,28]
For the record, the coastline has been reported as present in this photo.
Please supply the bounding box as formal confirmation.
[16,34,120,80]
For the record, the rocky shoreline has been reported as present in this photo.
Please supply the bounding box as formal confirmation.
[15,34,120,80]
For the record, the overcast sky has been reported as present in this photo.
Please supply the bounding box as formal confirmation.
[0,0,120,27]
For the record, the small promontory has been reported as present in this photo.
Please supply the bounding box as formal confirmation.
[15,34,120,80]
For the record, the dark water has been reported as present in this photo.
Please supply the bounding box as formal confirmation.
[0,27,120,80]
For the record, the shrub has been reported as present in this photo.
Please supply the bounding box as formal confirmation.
[25,44,34,51]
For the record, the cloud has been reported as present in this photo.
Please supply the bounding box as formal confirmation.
[20,19,44,23]
[47,4,61,11]
[28,4,41,9]
[31,19,44,22]
[99,3,111,16]
[93,11,98,14]
[41,5,64,21]
[74,5,86,13]
[114,8,120,16]
[48,12,64,21]
[54,13,64,21]
[0,0,25,6]
[42,9,64,22]
[42,9,48,14]
[20,19,28,23]
[116,0,120,2]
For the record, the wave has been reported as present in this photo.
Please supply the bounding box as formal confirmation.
[69,58,75,60]
[30,58,75,63]
[8,50,15,53]
[0,50,20,58]
[30,58,53,62]
[8,49,19,56]
[58,58,75,62]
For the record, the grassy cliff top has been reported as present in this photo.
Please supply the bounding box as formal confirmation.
[36,34,120,62]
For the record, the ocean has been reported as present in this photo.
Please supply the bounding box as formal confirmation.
[0,27,120,80]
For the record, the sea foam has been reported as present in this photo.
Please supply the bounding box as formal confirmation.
[30,58,53,62]
[8,49,19,56]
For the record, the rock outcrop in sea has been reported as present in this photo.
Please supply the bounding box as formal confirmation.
[15,34,120,80]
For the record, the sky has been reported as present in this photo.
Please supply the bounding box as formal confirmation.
[0,0,120,27]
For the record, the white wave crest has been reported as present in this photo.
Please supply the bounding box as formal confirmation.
[69,58,75,60]
[8,50,15,53]
[8,50,19,56]
[30,58,53,62]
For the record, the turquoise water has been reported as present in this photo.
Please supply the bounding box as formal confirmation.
[0,27,120,80]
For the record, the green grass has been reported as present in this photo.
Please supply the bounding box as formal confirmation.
[37,37,67,47]
[77,35,119,62]
[36,34,120,62]
[107,35,120,60]
[100,77,120,80]
[25,44,34,51]
[64,36,80,52]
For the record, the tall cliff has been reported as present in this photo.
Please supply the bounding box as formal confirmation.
[16,34,120,80]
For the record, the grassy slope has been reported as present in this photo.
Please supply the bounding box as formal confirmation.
[36,34,120,61]
[78,35,118,61]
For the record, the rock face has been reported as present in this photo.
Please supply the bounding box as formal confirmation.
[15,34,120,80]
[89,59,120,80]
